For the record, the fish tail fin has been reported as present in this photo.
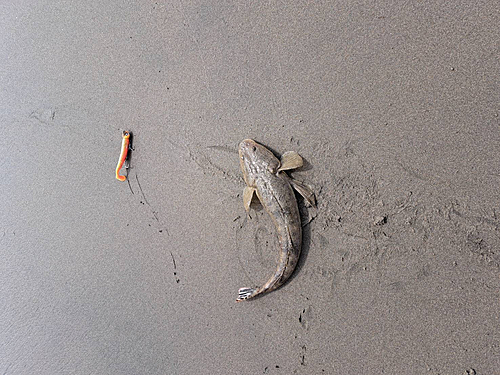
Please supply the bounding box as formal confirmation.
[236,287,257,302]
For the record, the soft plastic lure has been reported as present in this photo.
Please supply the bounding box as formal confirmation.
[115,130,131,181]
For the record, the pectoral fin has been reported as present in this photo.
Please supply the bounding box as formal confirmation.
[289,177,316,207]
[278,151,303,171]
[243,186,256,211]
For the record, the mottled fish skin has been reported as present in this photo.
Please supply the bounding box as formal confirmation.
[236,139,303,301]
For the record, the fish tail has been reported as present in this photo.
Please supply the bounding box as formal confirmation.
[236,287,257,302]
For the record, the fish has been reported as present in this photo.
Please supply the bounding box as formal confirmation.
[236,139,315,302]
[116,130,131,181]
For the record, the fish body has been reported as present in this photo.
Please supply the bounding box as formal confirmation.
[237,139,314,301]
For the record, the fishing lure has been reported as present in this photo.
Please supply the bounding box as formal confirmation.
[115,130,131,181]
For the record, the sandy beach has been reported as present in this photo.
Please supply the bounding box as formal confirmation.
[1,1,499,374]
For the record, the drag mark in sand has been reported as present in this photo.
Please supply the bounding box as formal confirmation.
[170,251,180,284]
[207,145,239,155]
[300,345,307,367]
[299,306,312,331]
[135,174,151,208]
[164,138,243,188]
[127,178,134,195]
[135,174,169,235]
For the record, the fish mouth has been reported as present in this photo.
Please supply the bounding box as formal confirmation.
[239,139,257,185]
[239,139,258,158]
[239,138,257,151]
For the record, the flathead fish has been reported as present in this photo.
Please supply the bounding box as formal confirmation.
[237,139,315,302]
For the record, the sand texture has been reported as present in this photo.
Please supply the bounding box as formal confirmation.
[1,1,499,374]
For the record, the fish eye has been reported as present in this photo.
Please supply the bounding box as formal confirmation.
[252,146,256,152]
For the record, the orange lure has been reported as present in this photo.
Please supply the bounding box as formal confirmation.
[115,130,131,181]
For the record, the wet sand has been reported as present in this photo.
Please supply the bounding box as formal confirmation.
[1,1,499,374]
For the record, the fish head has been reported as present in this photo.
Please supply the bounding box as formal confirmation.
[122,130,131,139]
[239,139,280,185]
